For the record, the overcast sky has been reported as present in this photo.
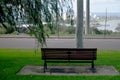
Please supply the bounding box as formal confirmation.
[73,0,120,13]
[90,0,120,13]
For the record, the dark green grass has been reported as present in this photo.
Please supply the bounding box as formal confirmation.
[0,48,120,80]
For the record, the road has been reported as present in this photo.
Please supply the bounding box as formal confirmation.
[0,38,120,50]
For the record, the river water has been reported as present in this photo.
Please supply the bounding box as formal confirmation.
[97,20,120,32]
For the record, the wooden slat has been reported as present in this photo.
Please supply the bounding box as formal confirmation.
[41,48,97,60]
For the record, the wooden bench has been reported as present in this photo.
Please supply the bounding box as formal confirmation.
[41,48,97,73]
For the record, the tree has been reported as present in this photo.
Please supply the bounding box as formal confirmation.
[0,2,15,33]
[0,0,73,46]
[66,7,74,25]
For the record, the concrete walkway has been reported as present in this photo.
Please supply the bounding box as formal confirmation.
[18,65,119,76]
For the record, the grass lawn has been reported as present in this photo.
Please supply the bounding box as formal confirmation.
[0,48,120,80]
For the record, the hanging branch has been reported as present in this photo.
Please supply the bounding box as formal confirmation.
[0,0,73,47]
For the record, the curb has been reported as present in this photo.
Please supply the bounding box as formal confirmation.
[0,36,120,39]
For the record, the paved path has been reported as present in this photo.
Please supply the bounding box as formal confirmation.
[18,65,119,76]
[0,38,120,50]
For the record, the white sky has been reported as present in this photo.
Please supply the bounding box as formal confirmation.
[73,0,120,13]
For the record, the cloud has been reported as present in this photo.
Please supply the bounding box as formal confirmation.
[90,0,120,12]
[73,0,120,13]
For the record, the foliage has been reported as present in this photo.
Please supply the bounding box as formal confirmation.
[91,27,102,34]
[65,26,75,34]
[91,27,113,35]
[0,25,6,34]
[0,0,73,46]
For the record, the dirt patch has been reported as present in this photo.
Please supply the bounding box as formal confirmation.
[17,65,119,76]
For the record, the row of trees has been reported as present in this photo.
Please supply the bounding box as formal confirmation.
[0,23,116,35]
[11,25,113,35]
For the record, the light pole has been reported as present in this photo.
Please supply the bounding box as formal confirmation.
[104,8,107,38]
[56,0,59,38]
[76,0,83,48]
[85,0,90,35]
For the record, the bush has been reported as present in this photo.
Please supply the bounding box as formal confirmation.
[65,26,75,34]
[0,26,6,34]
[91,27,113,35]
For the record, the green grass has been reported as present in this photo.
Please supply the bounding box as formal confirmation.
[0,48,120,80]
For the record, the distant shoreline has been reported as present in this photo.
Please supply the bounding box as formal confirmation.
[91,12,120,17]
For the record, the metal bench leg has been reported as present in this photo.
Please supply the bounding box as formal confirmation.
[44,61,47,73]
[91,61,96,73]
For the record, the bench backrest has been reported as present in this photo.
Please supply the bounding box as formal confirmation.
[41,48,97,60]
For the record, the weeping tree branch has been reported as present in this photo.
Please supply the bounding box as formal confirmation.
[0,0,73,47]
